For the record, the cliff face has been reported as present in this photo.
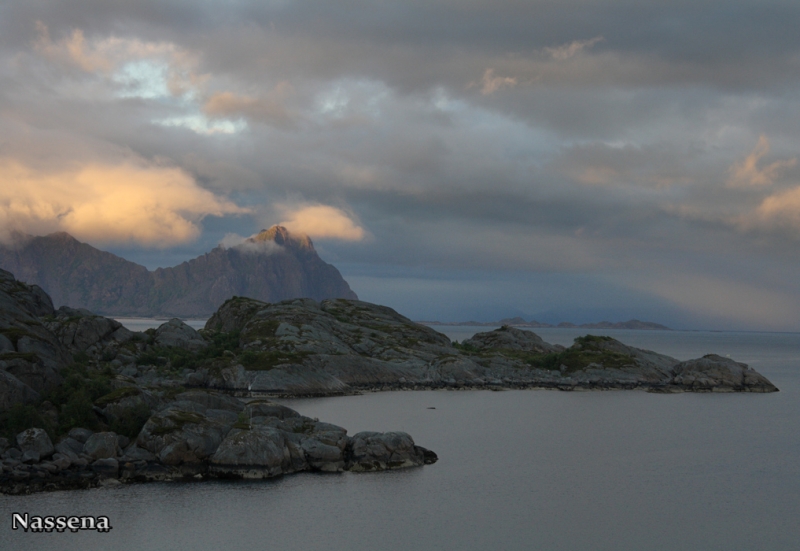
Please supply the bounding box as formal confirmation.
[0,227,357,317]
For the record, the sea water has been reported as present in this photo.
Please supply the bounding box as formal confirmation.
[2,328,799,550]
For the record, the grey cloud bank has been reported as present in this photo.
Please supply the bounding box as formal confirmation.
[1,0,800,330]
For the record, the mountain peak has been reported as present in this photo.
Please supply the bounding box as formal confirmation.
[251,225,314,250]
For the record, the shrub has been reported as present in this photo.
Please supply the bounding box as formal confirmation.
[0,404,53,441]
[109,403,152,439]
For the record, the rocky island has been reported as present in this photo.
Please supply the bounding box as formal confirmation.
[0,268,777,494]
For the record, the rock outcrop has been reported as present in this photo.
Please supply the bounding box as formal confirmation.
[0,227,357,317]
[1,391,437,495]
[668,354,777,392]
[189,299,778,394]
[0,269,71,409]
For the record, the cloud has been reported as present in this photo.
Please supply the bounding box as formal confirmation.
[727,135,797,187]
[0,158,248,247]
[735,186,800,235]
[34,22,206,99]
[632,272,798,330]
[203,84,295,128]
[34,23,112,72]
[277,204,365,241]
[545,37,604,61]
[220,233,284,255]
[475,68,517,95]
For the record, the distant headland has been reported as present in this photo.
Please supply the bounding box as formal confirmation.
[419,318,670,330]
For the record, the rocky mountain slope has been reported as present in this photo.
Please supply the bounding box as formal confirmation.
[0,226,357,317]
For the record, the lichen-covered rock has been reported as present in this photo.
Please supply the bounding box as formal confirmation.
[16,428,54,460]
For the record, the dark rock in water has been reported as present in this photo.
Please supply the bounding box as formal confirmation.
[671,354,778,392]
[0,227,357,317]
[347,431,431,471]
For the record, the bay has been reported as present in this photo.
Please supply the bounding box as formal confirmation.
[2,328,799,550]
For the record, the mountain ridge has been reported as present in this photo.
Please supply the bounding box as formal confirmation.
[0,227,357,317]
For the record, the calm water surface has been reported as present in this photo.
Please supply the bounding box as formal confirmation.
[2,328,799,550]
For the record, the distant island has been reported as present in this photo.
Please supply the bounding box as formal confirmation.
[0,227,357,318]
[419,318,670,330]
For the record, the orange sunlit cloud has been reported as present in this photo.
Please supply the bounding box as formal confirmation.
[277,204,365,241]
[0,159,248,246]
[727,135,797,187]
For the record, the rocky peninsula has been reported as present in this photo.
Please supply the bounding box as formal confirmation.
[0,268,777,494]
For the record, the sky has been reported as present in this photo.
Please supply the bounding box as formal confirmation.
[1,1,800,330]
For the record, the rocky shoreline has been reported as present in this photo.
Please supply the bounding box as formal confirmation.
[1,393,436,496]
[0,268,778,494]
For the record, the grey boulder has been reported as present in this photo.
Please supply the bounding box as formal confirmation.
[91,457,120,478]
[154,319,207,351]
[68,427,94,444]
[16,428,54,460]
[209,426,288,478]
[83,432,120,460]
